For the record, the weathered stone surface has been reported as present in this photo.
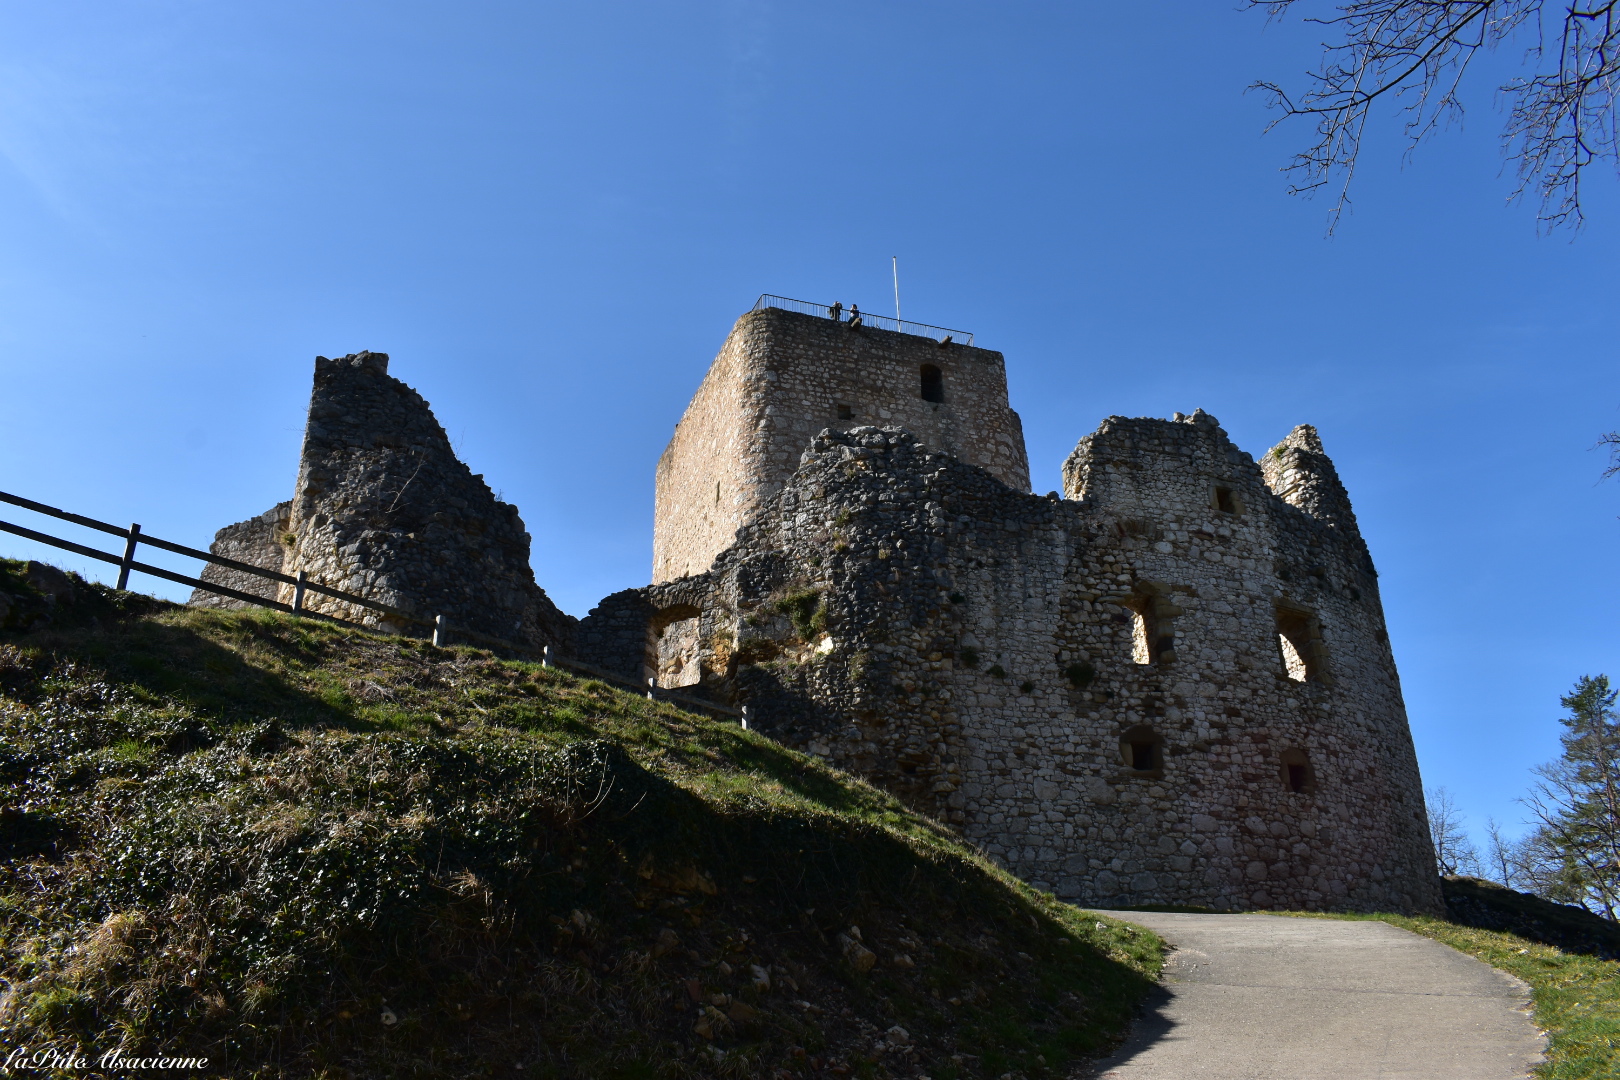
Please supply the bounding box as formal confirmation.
[193,352,572,653]
[653,307,1029,583]
[188,502,291,609]
[580,412,1440,915]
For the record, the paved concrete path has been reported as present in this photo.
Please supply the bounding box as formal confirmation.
[1083,911,1545,1080]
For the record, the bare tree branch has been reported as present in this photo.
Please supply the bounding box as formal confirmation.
[1249,2,1620,231]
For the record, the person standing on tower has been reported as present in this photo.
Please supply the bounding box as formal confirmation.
[829,301,843,322]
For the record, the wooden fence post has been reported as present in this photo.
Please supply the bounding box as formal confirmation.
[291,570,307,614]
[433,614,446,648]
[115,523,141,591]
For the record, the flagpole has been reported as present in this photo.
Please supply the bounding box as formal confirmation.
[892,256,900,326]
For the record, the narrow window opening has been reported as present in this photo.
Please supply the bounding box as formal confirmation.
[836,403,853,420]
[1215,486,1237,514]
[1125,586,1177,665]
[1120,724,1164,776]
[1277,633,1308,681]
[1275,607,1324,683]
[920,364,945,403]
[1130,607,1155,665]
[1131,741,1157,771]
[714,480,720,505]
[1280,748,1315,794]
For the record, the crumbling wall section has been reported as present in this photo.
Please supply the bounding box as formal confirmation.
[272,352,572,651]
[188,502,291,609]
[588,419,1440,915]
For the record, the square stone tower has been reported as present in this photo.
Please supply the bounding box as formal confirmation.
[653,302,1030,581]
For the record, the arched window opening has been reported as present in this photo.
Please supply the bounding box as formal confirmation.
[1280,748,1315,794]
[920,364,945,403]
[1275,605,1326,683]
[1120,724,1164,776]
[648,605,703,689]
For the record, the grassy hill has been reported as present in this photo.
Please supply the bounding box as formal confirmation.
[0,559,1163,1079]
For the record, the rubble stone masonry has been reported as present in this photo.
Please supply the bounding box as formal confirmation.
[187,502,291,609]
[653,307,1030,583]
[192,302,1439,915]
[194,352,572,652]
[583,411,1440,914]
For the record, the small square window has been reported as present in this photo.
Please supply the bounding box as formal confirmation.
[1214,486,1237,514]
[837,403,853,420]
[1131,741,1157,771]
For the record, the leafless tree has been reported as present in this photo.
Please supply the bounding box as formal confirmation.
[1428,785,1482,875]
[1249,2,1620,231]
[1599,429,1620,478]
[1485,816,1525,886]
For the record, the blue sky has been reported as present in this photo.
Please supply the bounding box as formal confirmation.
[1,2,1615,855]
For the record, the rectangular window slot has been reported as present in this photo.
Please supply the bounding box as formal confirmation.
[1131,741,1156,771]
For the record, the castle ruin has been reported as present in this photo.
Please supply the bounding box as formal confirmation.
[580,303,1440,914]
[192,351,572,652]
[196,300,1441,914]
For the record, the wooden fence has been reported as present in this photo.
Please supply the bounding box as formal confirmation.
[0,489,743,723]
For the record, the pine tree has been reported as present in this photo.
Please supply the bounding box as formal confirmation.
[1522,676,1620,920]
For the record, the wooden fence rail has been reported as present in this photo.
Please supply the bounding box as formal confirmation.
[0,488,744,723]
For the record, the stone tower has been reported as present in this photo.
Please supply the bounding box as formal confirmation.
[652,304,1030,582]
[580,307,1443,915]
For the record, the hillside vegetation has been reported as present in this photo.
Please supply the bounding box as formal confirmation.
[0,559,1163,1079]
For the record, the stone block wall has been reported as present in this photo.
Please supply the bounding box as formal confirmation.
[188,502,291,609]
[581,417,1440,915]
[652,307,1029,583]
[194,352,573,653]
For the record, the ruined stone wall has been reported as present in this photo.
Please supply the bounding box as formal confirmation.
[193,351,573,652]
[653,307,1030,583]
[583,417,1439,915]
[188,502,291,609]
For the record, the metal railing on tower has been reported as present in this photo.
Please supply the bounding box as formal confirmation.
[751,294,974,347]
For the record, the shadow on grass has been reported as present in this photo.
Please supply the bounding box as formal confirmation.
[12,611,360,729]
[1443,875,1620,961]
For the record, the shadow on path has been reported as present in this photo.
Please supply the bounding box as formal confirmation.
[1080,910,1545,1080]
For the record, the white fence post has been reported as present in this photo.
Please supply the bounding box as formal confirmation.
[433,614,446,648]
[740,705,749,730]
[291,570,307,614]
[646,677,656,701]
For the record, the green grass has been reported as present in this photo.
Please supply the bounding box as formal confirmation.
[1282,909,1620,1079]
[0,560,1164,1078]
